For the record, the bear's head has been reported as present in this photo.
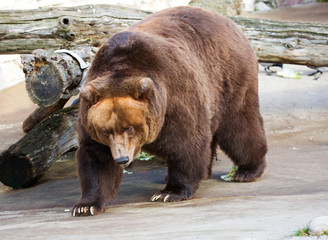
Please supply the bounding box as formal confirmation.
[79,77,159,167]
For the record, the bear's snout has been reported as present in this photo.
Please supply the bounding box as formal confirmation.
[115,156,129,165]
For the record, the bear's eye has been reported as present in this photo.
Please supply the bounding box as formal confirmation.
[102,128,110,136]
[123,126,134,134]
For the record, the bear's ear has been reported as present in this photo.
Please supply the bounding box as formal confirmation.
[80,77,108,103]
[80,84,98,103]
[134,77,154,100]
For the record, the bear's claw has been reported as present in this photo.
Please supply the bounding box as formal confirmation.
[150,192,191,202]
[151,193,172,202]
[72,205,98,217]
[164,195,170,202]
[150,194,162,202]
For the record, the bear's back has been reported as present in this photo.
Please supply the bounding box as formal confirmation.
[90,6,257,79]
[129,7,255,68]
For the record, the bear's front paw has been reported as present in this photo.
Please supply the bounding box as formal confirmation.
[72,204,103,217]
[150,190,193,202]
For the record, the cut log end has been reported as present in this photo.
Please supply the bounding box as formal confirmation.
[0,151,36,188]
[26,61,66,107]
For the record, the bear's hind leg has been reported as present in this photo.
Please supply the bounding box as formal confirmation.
[72,138,123,216]
[217,110,268,182]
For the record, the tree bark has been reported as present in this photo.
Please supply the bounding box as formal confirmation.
[0,5,149,54]
[20,48,97,132]
[231,17,328,67]
[22,98,69,133]
[0,105,78,188]
[1,5,328,66]
[22,48,97,107]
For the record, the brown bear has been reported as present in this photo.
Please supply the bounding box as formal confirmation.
[72,6,268,216]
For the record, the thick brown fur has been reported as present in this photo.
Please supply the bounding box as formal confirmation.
[72,6,268,216]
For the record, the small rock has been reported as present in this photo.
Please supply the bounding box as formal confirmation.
[309,216,328,235]
[255,2,271,12]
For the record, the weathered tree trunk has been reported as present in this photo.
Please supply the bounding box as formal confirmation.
[22,49,93,107]
[0,105,78,188]
[0,5,149,54]
[1,5,328,66]
[22,98,69,133]
[189,0,244,15]
[231,17,328,67]
[21,48,97,132]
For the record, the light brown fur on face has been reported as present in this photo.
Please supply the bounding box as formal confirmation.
[85,97,149,166]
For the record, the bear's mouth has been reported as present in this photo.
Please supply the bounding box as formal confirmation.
[113,154,134,168]
[114,156,129,165]
[114,157,132,168]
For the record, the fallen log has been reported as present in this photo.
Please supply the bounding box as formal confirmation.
[22,48,95,107]
[232,17,328,67]
[21,48,96,132]
[0,105,78,188]
[22,98,69,133]
[1,5,328,66]
[0,5,149,54]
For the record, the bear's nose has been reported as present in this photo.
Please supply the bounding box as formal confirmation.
[115,156,129,165]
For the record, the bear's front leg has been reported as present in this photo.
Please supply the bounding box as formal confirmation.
[151,148,210,202]
[72,138,123,217]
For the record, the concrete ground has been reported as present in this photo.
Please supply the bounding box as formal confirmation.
[243,2,328,24]
[0,3,328,240]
